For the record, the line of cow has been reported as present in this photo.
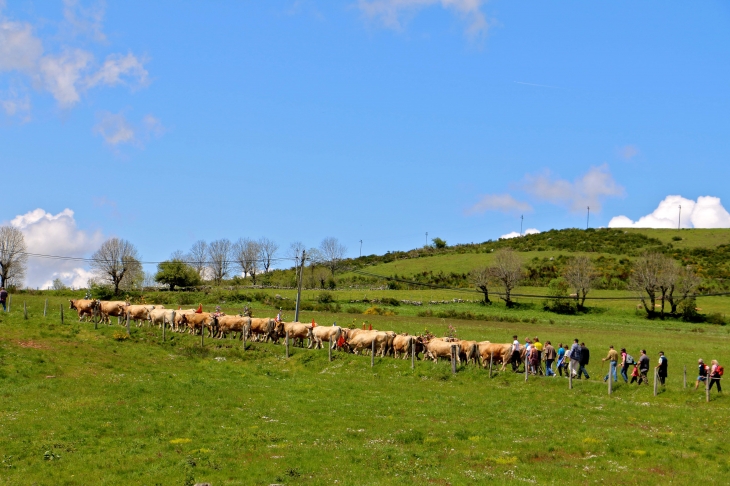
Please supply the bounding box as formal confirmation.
[68,299,527,369]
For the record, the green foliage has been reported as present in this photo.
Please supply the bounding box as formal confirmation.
[155,260,201,291]
[317,291,334,304]
[431,237,447,249]
[543,277,575,314]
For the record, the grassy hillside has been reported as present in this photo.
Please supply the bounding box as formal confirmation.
[1,295,730,484]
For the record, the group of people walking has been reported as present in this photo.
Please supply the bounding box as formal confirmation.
[509,335,722,393]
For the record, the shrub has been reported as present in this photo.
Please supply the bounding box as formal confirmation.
[317,292,334,304]
[380,297,400,307]
[112,332,129,341]
[364,306,396,316]
[431,237,447,249]
[706,313,727,326]
[345,306,364,314]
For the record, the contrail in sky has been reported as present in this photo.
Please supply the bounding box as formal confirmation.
[513,81,560,89]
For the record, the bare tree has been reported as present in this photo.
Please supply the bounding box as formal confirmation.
[0,226,28,288]
[258,237,279,274]
[188,240,208,279]
[667,264,701,315]
[233,238,261,285]
[90,237,141,295]
[629,252,664,317]
[490,248,522,307]
[469,266,492,304]
[319,237,347,276]
[207,239,232,285]
[563,256,596,309]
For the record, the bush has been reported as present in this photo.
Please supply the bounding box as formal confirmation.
[364,306,396,316]
[345,306,364,314]
[317,292,334,304]
[432,237,447,249]
[380,297,400,307]
[705,313,727,326]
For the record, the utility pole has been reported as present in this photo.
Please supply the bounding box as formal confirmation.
[678,205,682,230]
[294,249,305,322]
[359,240,363,258]
[520,215,523,236]
[425,232,428,247]
[587,206,590,229]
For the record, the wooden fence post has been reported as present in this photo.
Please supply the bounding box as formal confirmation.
[126,312,130,335]
[653,369,658,396]
[7,294,10,312]
[608,367,612,395]
[242,323,247,351]
[23,301,28,320]
[489,353,493,379]
[569,367,573,390]
[371,339,375,368]
[201,322,204,347]
[706,370,710,402]
[60,304,64,324]
[285,331,290,358]
[411,340,415,370]
[43,299,48,317]
[328,341,332,362]
[451,344,457,375]
[683,365,687,388]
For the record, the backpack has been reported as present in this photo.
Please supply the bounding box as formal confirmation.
[625,354,635,365]
[717,365,724,377]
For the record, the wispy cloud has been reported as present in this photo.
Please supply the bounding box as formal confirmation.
[522,164,624,213]
[466,193,532,215]
[358,0,491,39]
[618,144,639,160]
[94,111,165,148]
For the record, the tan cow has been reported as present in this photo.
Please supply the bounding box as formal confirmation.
[69,299,98,321]
[457,340,480,365]
[217,315,250,339]
[99,301,127,324]
[345,330,389,356]
[180,312,218,337]
[477,342,520,370]
[392,334,414,359]
[423,338,460,364]
[248,318,276,342]
[123,304,153,327]
[275,321,314,347]
[310,325,342,349]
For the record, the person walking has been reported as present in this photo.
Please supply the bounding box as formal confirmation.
[570,339,582,378]
[630,364,640,384]
[709,359,723,393]
[694,359,708,391]
[619,348,631,383]
[532,336,543,374]
[578,342,590,379]
[544,341,556,377]
[556,343,566,377]
[510,335,521,372]
[602,345,619,383]
[655,351,668,387]
[0,287,7,312]
[637,350,650,385]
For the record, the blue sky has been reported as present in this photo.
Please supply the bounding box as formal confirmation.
[2,0,730,287]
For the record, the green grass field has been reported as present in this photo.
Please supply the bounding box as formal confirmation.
[1,295,730,485]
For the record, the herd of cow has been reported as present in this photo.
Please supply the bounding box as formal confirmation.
[69,299,525,368]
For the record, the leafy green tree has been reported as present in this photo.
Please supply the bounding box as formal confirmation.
[155,259,201,291]
[431,237,447,249]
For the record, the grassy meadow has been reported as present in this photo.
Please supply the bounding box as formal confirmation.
[1,295,730,485]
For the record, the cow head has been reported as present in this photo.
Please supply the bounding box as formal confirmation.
[69,299,77,310]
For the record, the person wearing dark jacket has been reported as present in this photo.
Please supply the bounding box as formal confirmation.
[578,342,590,379]
[655,351,668,386]
[569,339,582,378]
[0,287,7,312]
[637,349,650,385]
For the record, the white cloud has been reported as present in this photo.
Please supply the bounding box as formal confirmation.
[94,111,165,147]
[0,19,44,72]
[609,195,730,229]
[38,48,93,107]
[619,144,639,160]
[466,193,532,215]
[500,228,539,239]
[85,52,148,89]
[523,165,624,213]
[63,0,106,42]
[94,111,135,146]
[358,0,490,39]
[0,85,31,121]
[9,208,104,289]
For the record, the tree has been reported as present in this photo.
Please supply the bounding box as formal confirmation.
[667,265,701,315]
[207,239,232,285]
[52,278,67,291]
[490,248,522,307]
[432,237,447,249]
[187,240,208,279]
[469,266,492,304]
[0,226,28,288]
[319,237,347,276]
[258,237,279,274]
[90,238,141,295]
[563,255,596,310]
[155,258,201,291]
[233,238,261,285]
[629,252,664,317]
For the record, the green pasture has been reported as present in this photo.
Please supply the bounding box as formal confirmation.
[626,228,730,249]
[1,295,730,485]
